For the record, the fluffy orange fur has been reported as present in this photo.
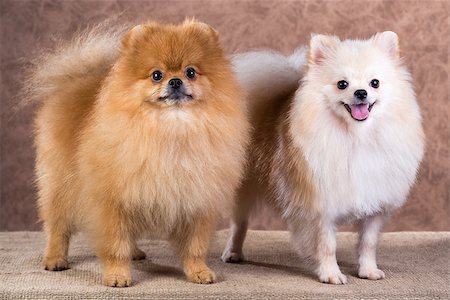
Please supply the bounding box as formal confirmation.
[30,20,249,286]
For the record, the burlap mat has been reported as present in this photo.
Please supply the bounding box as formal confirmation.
[0,230,448,299]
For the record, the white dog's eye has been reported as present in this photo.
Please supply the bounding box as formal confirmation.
[370,79,380,88]
[337,80,348,90]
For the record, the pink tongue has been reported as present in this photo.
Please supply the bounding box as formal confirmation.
[350,103,369,120]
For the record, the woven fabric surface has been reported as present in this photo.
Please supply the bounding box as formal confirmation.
[0,230,448,299]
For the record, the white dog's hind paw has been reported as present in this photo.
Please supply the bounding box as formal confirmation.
[358,267,385,280]
[221,249,244,263]
[319,272,348,284]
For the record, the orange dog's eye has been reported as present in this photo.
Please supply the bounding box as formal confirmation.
[185,67,196,80]
[151,70,164,82]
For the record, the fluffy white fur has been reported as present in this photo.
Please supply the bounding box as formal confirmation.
[230,48,308,118]
[223,32,425,284]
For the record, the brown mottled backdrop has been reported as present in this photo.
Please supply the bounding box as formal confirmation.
[0,0,448,231]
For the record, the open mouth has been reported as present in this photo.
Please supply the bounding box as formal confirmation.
[342,101,376,121]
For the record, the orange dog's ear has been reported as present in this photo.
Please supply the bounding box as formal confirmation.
[121,22,159,49]
[183,19,219,43]
[308,34,340,65]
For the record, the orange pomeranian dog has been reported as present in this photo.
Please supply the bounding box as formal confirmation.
[27,20,249,287]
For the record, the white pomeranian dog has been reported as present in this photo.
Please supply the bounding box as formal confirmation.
[222,31,425,284]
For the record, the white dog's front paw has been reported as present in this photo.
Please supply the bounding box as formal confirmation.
[319,272,348,284]
[358,267,385,280]
[221,248,244,263]
[317,261,348,284]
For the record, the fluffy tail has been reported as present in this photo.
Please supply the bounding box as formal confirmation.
[230,47,308,114]
[288,47,309,72]
[23,23,127,106]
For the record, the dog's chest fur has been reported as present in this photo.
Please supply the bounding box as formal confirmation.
[81,108,246,235]
[296,116,423,222]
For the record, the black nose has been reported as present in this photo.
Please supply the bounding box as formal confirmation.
[354,89,368,100]
[168,78,183,89]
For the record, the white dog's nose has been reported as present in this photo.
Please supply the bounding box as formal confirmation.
[354,89,367,100]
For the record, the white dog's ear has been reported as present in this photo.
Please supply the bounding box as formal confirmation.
[309,34,340,64]
[372,31,399,59]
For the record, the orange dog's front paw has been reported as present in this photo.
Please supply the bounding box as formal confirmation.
[43,256,69,271]
[187,268,216,284]
[102,273,132,287]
